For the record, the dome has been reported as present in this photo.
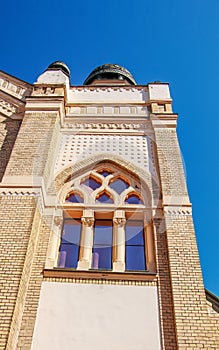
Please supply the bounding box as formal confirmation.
[83,64,137,85]
[47,61,70,77]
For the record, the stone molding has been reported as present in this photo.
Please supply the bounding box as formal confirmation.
[0,91,26,119]
[0,70,32,101]
[54,153,154,204]
[70,86,148,92]
[32,85,66,97]
[43,269,157,285]
[164,207,192,215]
[66,105,149,118]
[0,190,39,196]
[63,121,151,133]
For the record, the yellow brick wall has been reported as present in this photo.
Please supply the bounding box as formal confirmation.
[0,196,37,350]
[154,128,188,198]
[0,108,61,349]
[16,214,53,350]
[153,217,177,349]
[154,124,219,349]
[165,213,218,348]
[4,112,59,183]
[0,118,21,181]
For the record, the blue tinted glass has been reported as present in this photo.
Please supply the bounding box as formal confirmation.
[59,243,79,268]
[93,220,112,270]
[97,193,113,203]
[125,195,143,204]
[126,221,144,245]
[62,220,81,245]
[82,178,100,190]
[109,179,129,194]
[94,220,112,245]
[126,246,146,271]
[66,193,83,203]
[92,247,112,270]
[98,171,111,177]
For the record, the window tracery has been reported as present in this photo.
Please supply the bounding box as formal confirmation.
[56,163,156,274]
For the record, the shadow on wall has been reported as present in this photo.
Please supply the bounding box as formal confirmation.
[0,117,21,181]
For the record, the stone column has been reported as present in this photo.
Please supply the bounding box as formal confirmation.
[146,221,156,273]
[113,215,126,272]
[45,215,63,269]
[77,216,94,270]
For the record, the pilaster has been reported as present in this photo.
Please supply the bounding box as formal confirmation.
[113,212,126,272]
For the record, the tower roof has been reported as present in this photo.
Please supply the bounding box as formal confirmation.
[47,61,70,77]
[83,63,137,85]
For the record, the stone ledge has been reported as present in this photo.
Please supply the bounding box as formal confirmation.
[44,268,157,283]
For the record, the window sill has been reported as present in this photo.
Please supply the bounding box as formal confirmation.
[43,268,157,282]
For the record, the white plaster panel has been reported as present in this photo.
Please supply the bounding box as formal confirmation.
[69,87,149,103]
[31,282,161,350]
[68,106,81,114]
[36,71,69,85]
[148,84,171,100]
[67,105,148,116]
[103,106,113,114]
[86,106,97,114]
[54,135,155,174]
[120,106,131,114]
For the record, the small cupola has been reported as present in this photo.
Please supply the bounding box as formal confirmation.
[47,61,70,77]
[35,61,70,85]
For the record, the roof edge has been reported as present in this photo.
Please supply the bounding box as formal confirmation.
[205,288,219,313]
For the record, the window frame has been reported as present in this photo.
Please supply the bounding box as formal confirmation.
[48,164,156,279]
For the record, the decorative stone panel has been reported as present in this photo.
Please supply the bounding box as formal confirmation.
[54,134,156,175]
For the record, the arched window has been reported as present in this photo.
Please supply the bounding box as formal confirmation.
[65,192,84,203]
[57,163,155,273]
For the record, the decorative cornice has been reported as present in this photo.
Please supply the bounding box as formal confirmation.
[0,70,32,101]
[70,86,148,92]
[0,190,39,196]
[0,90,26,119]
[0,98,24,119]
[63,122,150,132]
[164,207,192,215]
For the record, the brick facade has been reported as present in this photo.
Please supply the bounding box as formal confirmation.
[0,63,218,349]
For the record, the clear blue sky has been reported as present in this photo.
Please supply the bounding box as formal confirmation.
[1,0,218,295]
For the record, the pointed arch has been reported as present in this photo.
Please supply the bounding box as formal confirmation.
[54,153,157,206]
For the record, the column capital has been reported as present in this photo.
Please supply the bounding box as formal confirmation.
[81,217,95,227]
[53,216,63,229]
[113,217,126,227]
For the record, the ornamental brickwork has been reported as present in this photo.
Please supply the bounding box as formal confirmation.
[0,62,218,350]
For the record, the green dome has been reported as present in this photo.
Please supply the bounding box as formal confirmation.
[83,64,137,85]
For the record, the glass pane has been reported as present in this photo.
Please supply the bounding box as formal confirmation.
[59,244,79,268]
[92,247,112,270]
[125,194,143,205]
[126,246,146,271]
[81,177,100,191]
[126,221,144,245]
[93,220,112,270]
[109,178,129,194]
[96,193,113,203]
[98,170,112,177]
[66,193,83,203]
[59,219,81,268]
[62,220,81,245]
[94,220,113,245]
